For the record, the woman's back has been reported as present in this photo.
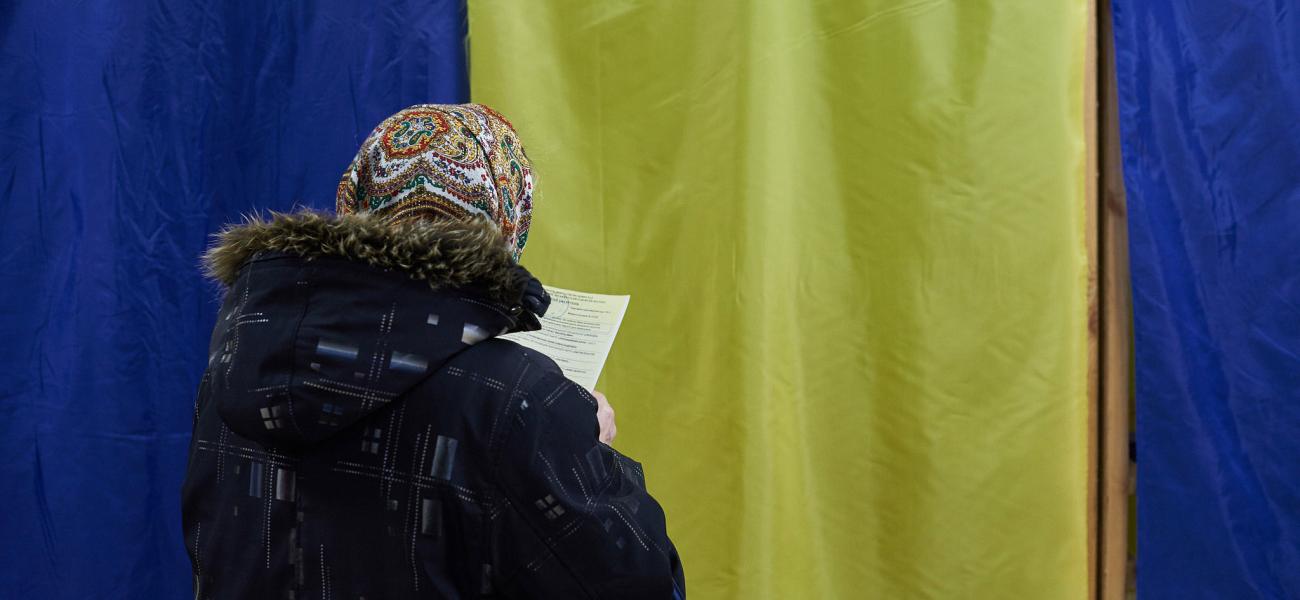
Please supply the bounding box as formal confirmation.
[182,213,684,599]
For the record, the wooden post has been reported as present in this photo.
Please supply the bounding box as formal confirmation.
[1097,0,1133,597]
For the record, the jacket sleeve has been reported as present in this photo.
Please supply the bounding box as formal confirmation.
[491,369,685,599]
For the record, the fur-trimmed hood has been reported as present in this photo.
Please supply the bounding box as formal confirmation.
[197,211,551,448]
[203,211,528,307]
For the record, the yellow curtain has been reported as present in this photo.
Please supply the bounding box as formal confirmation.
[469,2,1090,597]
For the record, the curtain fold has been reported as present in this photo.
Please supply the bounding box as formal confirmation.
[1112,1,1300,597]
[0,2,468,596]
[470,2,1091,597]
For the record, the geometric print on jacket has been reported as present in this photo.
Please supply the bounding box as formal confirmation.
[182,212,684,599]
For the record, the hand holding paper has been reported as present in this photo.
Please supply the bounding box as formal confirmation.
[593,390,617,444]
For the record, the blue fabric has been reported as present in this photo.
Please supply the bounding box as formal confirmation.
[1112,2,1300,598]
[0,2,467,597]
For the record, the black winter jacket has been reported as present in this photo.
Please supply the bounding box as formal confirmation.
[181,213,685,599]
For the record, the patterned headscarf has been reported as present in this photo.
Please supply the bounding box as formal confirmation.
[336,104,535,259]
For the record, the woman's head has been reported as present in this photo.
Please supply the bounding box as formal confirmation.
[336,104,534,259]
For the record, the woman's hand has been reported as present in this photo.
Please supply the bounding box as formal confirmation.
[593,390,617,445]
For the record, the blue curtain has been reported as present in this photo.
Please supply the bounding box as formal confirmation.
[1112,1,1300,597]
[0,2,467,597]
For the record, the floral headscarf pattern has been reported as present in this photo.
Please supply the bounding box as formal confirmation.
[337,104,535,259]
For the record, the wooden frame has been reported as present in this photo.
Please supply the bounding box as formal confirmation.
[1095,0,1133,597]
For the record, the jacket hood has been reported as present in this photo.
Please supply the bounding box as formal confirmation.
[204,211,526,306]
[201,211,549,448]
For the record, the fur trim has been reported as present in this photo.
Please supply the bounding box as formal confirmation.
[203,211,523,305]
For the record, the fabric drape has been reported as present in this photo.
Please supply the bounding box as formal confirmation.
[1112,1,1300,597]
[469,2,1092,598]
[0,2,468,597]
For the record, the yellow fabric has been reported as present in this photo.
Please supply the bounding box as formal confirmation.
[469,2,1090,598]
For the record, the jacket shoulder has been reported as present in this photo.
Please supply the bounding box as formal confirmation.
[447,338,565,383]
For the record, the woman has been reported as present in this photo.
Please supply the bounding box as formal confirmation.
[181,104,685,599]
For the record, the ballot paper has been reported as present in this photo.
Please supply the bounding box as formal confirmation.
[501,286,630,390]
